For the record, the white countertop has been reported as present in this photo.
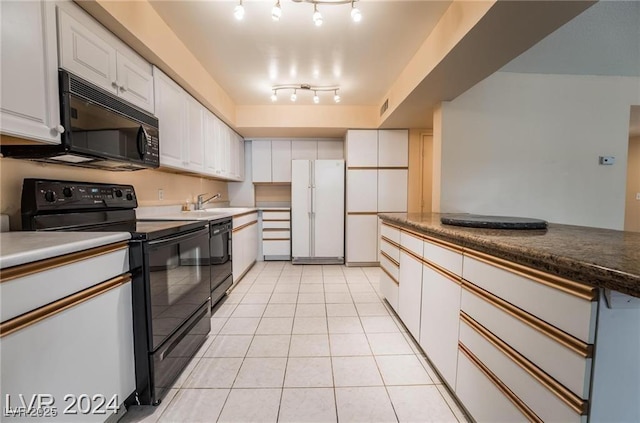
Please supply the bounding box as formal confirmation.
[0,232,131,269]
[137,207,258,221]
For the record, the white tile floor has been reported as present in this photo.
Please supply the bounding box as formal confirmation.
[122,263,469,423]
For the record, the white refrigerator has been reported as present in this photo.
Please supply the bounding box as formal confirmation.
[291,159,345,264]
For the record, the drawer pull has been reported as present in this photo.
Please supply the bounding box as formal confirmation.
[399,244,422,263]
[1,274,131,338]
[0,241,128,283]
[380,251,399,268]
[459,342,543,423]
[232,220,258,232]
[422,257,461,285]
[381,236,400,249]
[464,249,597,301]
[380,266,399,285]
[462,280,592,358]
[461,312,588,415]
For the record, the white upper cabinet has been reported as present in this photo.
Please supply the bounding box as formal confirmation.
[154,68,186,169]
[57,4,154,113]
[346,130,378,167]
[292,141,318,160]
[0,0,61,144]
[203,110,218,175]
[378,129,409,167]
[317,140,344,159]
[185,95,204,172]
[252,140,272,183]
[272,140,292,183]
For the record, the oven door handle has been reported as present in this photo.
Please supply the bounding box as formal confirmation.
[158,304,210,361]
[148,227,209,247]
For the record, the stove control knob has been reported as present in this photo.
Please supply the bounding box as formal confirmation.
[126,193,133,201]
[44,190,56,203]
[115,189,123,198]
[62,187,73,198]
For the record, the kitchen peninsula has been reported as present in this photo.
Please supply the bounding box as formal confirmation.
[378,212,640,423]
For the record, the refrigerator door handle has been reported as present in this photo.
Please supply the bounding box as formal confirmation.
[307,185,312,217]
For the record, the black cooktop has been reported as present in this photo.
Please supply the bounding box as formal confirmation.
[440,214,548,230]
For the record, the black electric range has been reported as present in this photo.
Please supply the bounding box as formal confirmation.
[21,179,212,405]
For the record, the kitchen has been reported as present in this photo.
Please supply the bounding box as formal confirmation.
[1,0,639,422]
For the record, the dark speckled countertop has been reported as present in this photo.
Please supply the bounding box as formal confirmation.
[379,213,640,298]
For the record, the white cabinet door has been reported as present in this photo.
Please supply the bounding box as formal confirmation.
[291,160,311,258]
[272,140,292,183]
[185,96,204,172]
[115,51,154,113]
[0,1,61,144]
[252,140,272,182]
[314,160,345,258]
[237,136,245,181]
[378,169,408,212]
[420,265,461,388]
[378,129,408,167]
[346,130,377,166]
[346,215,379,264]
[203,109,217,175]
[232,226,244,283]
[346,170,378,212]
[292,141,317,160]
[317,140,344,159]
[58,7,117,95]
[154,69,187,169]
[398,249,423,340]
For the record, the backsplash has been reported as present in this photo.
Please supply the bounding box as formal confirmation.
[0,157,228,230]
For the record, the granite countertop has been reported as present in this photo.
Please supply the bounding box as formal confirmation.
[379,213,640,298]
[0,232,131,269]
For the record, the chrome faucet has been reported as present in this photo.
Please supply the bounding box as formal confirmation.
[195,192,221,210]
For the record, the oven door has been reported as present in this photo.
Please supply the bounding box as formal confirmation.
[144,227,211,351]
[210,221,232,305]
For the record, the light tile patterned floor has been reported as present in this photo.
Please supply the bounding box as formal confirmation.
[122,263,468,423]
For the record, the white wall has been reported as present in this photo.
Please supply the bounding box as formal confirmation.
[437,71,640,229]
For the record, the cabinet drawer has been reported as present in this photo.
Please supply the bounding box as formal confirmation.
[233,212,258,229]
[263,240,290,256]
[1,243,129,322]
[456,346,531,423]
[262,211,290,220]
[460,315,585,422]
[262,230,290,240]
[379,252,399,282]
[461,282,592,398]
[380,237,400,263]
[462,252,597,343]
[380,270,399,312]
[380,222,400,244]
[400,230,423,258]
[263,220,290,229]
[423,237,462,276]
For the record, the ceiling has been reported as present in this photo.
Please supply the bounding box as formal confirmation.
[502,1,640,77]
[148,0,452,107]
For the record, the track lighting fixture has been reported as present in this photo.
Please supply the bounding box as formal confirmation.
[271,84,341,104]
[233,0,244,20]
[235,0,361,26]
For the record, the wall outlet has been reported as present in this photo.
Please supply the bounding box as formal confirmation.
[158,189,164,201]
[636,193,640,201]
[599,156,615,165]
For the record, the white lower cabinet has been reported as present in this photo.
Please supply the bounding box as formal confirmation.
[232,212,259,283]
[419,264,461,388]
[261,210,291,260]
[346,215,379,264]
[398,247,423,340]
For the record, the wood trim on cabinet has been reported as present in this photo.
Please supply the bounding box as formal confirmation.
[378,166,409,170]
[262,219,291,222]
[421,257,462,285]
[422,234,463,254]
[458,342,544,423]
[399,244,422,263]
[347,166,378,170]
[262,228,291,232]
[261,209,291,212]
[380,266,399,285]
[0,273,131,338]
[347,212,378,216]
[461,280,592,358]
[381,221,404,231]
[263,238,291,241]
[232,220,258,232]
[380,251,399,268]
[0,242,129,283]
[231,210,258,219]
[460,312,588,415]
[464,249,597,301]
[381,236,400,249]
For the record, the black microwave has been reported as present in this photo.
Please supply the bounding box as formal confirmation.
[1,70,159,171]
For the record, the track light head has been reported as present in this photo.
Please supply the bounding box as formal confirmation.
[272,1,282,21]
[313,5,323,26]
[351,2,361,22]
[234,1,244,20]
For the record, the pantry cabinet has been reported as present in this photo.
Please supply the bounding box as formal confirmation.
[0,0,61,144]
[57,5,154,113]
